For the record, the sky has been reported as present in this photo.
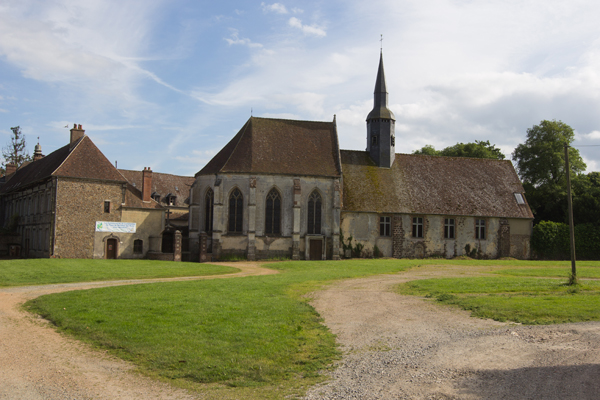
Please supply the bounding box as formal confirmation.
[1,0,599,176]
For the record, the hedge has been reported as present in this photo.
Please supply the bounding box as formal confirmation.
[532,221,600,260]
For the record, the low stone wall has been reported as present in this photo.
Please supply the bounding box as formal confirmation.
[147,252,174,261]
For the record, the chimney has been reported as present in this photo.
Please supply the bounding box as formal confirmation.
[142,167,153,202]
[70,123,85,148]
[5,163,16,177]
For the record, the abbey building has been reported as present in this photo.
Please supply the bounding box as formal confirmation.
[188,53,533,260]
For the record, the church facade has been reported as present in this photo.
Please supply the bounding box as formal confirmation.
[189,53,533,260]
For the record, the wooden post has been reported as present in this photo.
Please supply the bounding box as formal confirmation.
[564,144,577,282]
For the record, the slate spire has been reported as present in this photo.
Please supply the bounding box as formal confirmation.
[366,51,396,168]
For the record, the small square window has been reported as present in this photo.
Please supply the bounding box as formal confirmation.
[380,216,391,237]
[412,217,423,238]
[475,219,486,240]
[104,201,110,213]
[444,218,455,239]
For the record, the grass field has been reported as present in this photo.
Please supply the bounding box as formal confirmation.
[19,258,600,399]
[0,259,238,286]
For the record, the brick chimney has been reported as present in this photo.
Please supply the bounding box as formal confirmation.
[142,167,153,202]
[5,163,16,177]
[70,124,85,148]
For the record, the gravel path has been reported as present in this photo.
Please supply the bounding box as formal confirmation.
[2,262,599,399]
[304,264,600,400]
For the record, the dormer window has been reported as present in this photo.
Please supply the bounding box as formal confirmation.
[151,192,160,202]
[166,193,176,206]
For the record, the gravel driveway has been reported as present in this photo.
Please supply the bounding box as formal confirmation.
[1,262,599,399]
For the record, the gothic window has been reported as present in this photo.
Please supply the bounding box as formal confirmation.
[133,239,143,254]
[444,218,455,239]
[380,216,391,236]
[265,188,281,235]
[475,219,486,240]
[412,217,423,238]
[205,188,214,233]
[307,190,322,235]
[228,188,243,233]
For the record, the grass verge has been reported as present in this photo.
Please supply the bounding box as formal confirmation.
[397,276,600,324]
[0,259,238,287]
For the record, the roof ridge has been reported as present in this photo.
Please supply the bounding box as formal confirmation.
[50,136,85,176]
[250,116,333,124]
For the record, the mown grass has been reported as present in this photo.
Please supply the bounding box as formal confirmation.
[494,266,600,278]
[397,275,600,324]
[25,259,418,398]
[0,259,238,287]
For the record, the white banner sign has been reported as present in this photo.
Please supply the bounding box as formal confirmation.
[95,221,136,233]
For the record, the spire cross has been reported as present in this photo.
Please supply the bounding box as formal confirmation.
[380,34,383,51]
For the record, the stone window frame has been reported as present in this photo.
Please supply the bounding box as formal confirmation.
[104,200,111,213]
[133,239,143,254]
[307,189,323,235]
[475,219,486,240]
[204,187,214,233]
[412,216,424,238]
[444,218,455,239]
[228,187,244,234]
[265,187,282,236]
[380,216,391,237]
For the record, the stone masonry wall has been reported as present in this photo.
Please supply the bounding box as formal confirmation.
[54,178,124,258]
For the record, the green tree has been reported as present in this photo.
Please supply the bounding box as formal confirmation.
[512,120,585,187]
[413,140,505,160]
[2,126,31,170]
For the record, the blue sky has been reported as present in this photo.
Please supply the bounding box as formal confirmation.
[1,0,599,176]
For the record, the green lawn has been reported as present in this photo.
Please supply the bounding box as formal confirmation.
[397,275,600,324]
[0,259,238,287]
[21,258,600,399]
[494,266,600,278]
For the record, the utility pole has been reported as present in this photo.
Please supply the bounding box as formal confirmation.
[564,143,577,283]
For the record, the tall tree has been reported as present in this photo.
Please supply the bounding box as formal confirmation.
[512,120,585,187]
[3,126,31,169]
[413,140,505,160]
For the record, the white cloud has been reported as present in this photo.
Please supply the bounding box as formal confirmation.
[261,2,288,14]
[224,29,263,48]
[288,17,326,37]
[580,131,600,140]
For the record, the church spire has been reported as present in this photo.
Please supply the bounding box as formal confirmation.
[366,51,396,168]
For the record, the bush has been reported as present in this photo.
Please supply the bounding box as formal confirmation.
[532,221,600,260]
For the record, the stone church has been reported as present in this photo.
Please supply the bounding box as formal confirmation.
[188,53,534,260]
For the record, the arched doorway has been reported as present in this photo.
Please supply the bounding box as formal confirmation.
[106,238,118,259]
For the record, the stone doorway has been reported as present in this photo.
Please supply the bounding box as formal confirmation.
[106,238,117,259]
[309,238,322,260]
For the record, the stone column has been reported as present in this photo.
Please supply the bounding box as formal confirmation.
[173,230,182,262]
[332,179,341,260]
[212,177,223,259]
[292,178,301,260]
[392,215,403,258]
[247,177,257,261]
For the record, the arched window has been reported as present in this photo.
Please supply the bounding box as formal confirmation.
[228,188,243,233]
[133,239,143,254]
[205,188,214,232]
[307,190,322,235]
[265,188,281,235]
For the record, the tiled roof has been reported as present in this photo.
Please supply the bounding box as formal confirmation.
[118,169,194,208]
[197,117,342,178]
[123,183,163,209]
[1,136,126,193]
[341,150,534,219]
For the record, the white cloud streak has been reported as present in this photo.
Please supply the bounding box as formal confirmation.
[288,17,326,37]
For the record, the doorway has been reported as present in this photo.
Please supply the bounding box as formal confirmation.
[106,238,117,259]
[309,239,322,260]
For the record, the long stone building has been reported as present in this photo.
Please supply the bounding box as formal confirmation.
[188,53,533,260]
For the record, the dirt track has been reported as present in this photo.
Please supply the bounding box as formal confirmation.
[1,262,600,399]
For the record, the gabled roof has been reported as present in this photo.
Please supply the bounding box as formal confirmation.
[123,183,163,210]
[197,117,342,178]
[118,169,194,208]
[1,136,126,193]
[341,150,533,219]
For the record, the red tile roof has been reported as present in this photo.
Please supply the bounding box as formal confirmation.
[198,117,342,178]
[341,150,534,219]
[118,169,194,208]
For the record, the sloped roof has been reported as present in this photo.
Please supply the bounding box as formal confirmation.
[198,117,342,178]
[341,150,533,219]
[1,136,126,193]
[123,183,163,209]
[119,169,194,208]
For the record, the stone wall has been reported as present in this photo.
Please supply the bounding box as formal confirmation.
[54,178,124,258]
[100,208,164,259]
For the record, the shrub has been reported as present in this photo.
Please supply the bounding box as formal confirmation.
[532,221,600,260]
